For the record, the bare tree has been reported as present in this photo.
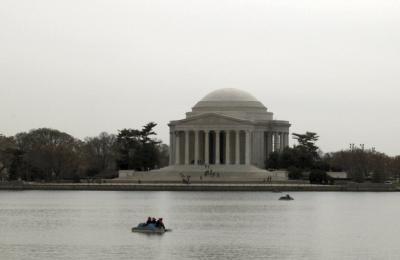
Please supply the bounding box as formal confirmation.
[327,147,392,183]
[15,128,81,181]
[82,132,118,178]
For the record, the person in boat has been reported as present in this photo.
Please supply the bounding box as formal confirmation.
[155,218,165,229]
[145,216,152,225]
[151,217,157,224]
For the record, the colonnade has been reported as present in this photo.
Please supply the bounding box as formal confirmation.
[169,129,289,166]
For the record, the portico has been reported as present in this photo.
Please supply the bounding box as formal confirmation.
[172,129,250,165]
[171,129,289,167]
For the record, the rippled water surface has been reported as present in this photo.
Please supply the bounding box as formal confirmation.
[0,191,399,260]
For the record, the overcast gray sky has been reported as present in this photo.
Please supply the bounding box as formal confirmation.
[1,0,399,155]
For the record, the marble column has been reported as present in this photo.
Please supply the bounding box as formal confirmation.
[245,130,251,165]
[184,130,190,165]
[282,133,288,148]
[169,131,173,165]
[274,132,280,152]
[194,130,199,165]
[286,133,289,147]
[204,130,210,165]
[235,130,240,165]
[215,130,220,165]
[280,132,284,152]
[267,132,273,156]
[225,131,230,165]
[175,131,180,165]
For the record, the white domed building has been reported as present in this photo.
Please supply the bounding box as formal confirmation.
[165,88,290,176]
[119,88,291,181]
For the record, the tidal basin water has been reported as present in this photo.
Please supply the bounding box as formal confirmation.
[1,191,400,260]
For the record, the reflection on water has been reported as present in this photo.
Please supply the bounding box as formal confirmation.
[0,191,399,260]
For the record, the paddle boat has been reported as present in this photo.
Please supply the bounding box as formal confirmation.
[131,223,170,234]
[279,194,294,201]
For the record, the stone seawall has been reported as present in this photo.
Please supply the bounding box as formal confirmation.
[0,183,398,192]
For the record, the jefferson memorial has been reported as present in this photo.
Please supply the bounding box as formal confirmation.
[119,88,291,181]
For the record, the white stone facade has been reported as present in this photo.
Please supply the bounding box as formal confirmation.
[169,88,290,170]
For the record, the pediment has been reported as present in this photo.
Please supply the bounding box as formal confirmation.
[176,113,252,126]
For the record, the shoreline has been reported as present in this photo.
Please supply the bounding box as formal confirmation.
[0,182,398,192]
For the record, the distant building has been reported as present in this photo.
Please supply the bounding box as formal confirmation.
[327,171,350,184]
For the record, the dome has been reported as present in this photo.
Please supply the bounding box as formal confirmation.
[193,88,266,110]
[200,88,259,102]
[188,88,272,121]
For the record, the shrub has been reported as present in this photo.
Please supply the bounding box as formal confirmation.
[72,174,81,183]
[309,169,328,184]
[288,166,303,180]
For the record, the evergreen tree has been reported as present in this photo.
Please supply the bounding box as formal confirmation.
[116,122,162,171]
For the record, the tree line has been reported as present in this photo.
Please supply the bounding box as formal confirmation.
[1,125,398,184]
[266,132,400,183]
[0,122,168,182]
